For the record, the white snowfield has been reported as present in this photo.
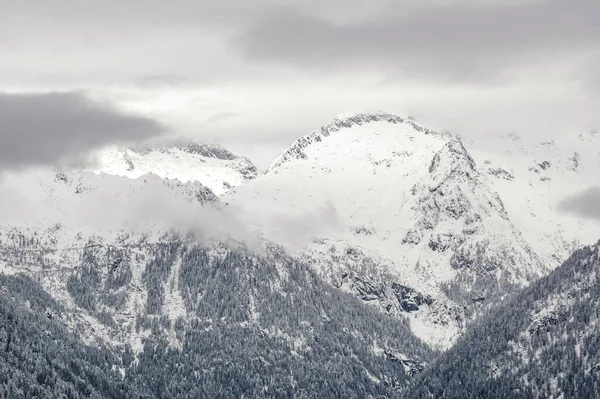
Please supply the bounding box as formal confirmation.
[91,142,258,195]
[468,130,599,267]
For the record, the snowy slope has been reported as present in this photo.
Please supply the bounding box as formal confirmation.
[91,142,259,195]
[469,130,600,268]
[224,112,547,348]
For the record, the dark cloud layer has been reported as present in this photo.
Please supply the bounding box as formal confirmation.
[559,186,600,220]
[0,92,164,169]
[236,0,600,81]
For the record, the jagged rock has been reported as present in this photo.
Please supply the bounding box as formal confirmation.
[391,283,434,312]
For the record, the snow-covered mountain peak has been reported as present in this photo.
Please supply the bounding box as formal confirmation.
[428,138,477,178]
[269,111,450,171]
[226,113,545,348]
[90,141,259,195]
[328,111,430,129]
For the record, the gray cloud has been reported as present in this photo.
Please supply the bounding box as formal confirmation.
[6,0,597,85]
[0,92,165,170]
[236,0,600,82]
[559,186,600,220]
[268,202,341,250]
[135,75,195,88]
[204,112,240,126]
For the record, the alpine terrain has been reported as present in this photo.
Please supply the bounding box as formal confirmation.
[0,164,433,397]
[4,0,599,396]
[0,112,598,398]
[226,112,597,348]
[470,130,599,267]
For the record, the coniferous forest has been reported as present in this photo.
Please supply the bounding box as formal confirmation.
[2,235,600,398]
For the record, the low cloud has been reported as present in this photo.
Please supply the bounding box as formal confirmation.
[268,202,341,250]
[559,186,600,220]
[110,190,341,252]
[0,92,165,170]
[0,170,339,252]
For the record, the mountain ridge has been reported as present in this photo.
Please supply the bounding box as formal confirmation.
[1,111,598,397]
[91,141,259,195]
[225,111,549,348]
[269,111,448,171]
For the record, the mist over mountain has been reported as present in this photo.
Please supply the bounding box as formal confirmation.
[0,112,598,398]
[3,0,600,396]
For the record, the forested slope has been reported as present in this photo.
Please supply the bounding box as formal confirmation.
[404,240,600,399]
[0,274,146,398]
[2,232,434,398]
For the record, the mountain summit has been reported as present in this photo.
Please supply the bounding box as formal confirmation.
[226,112,548,347]
[91,141,259,195]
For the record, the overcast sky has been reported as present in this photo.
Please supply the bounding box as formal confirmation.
[1,0,599,168]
